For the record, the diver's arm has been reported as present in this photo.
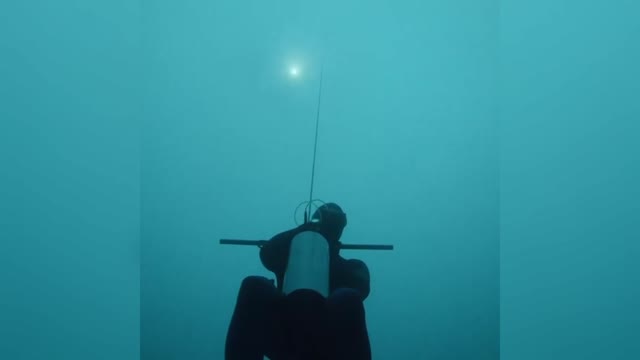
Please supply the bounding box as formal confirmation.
[259,231,291,275]
[259,223,318,273]
[345,259,371,300]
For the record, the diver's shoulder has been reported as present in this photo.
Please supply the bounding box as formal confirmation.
[338,256,369,269]
[270,224,306,239]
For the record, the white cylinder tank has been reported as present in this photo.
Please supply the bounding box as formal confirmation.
[282,231,330,298]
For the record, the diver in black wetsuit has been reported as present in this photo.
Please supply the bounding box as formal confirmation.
[225,202,372,360]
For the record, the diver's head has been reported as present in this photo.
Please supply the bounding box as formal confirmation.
[311,202,347,243]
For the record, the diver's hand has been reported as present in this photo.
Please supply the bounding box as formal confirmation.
[351,264,369,283]
[346,259,371,299]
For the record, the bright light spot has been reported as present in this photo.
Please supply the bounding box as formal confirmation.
[289,66,300,77]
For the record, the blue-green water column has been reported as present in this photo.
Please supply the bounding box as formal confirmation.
[0,1,141,359]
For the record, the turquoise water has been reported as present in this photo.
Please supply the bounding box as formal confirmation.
[0,1,637,359]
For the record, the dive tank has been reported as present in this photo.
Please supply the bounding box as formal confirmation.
[282,231,330,297]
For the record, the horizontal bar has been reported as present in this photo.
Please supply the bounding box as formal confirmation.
[219,239,266,246]
[339,244,394,250]
[219,239,394,251]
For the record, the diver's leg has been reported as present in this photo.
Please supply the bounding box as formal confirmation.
[225,276,285,360]
[326,288,372,360]
[283,289,330,360]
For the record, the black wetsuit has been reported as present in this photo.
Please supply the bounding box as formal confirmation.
[225,223,372,360]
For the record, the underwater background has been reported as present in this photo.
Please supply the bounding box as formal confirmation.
[1,0,637,359]
[141,0,498,358]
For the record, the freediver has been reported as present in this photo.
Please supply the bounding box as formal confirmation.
[224,202,372,360]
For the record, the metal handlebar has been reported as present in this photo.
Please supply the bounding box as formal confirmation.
[219,239,394,251]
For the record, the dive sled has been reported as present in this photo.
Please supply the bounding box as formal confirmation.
[220,234,393,297]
